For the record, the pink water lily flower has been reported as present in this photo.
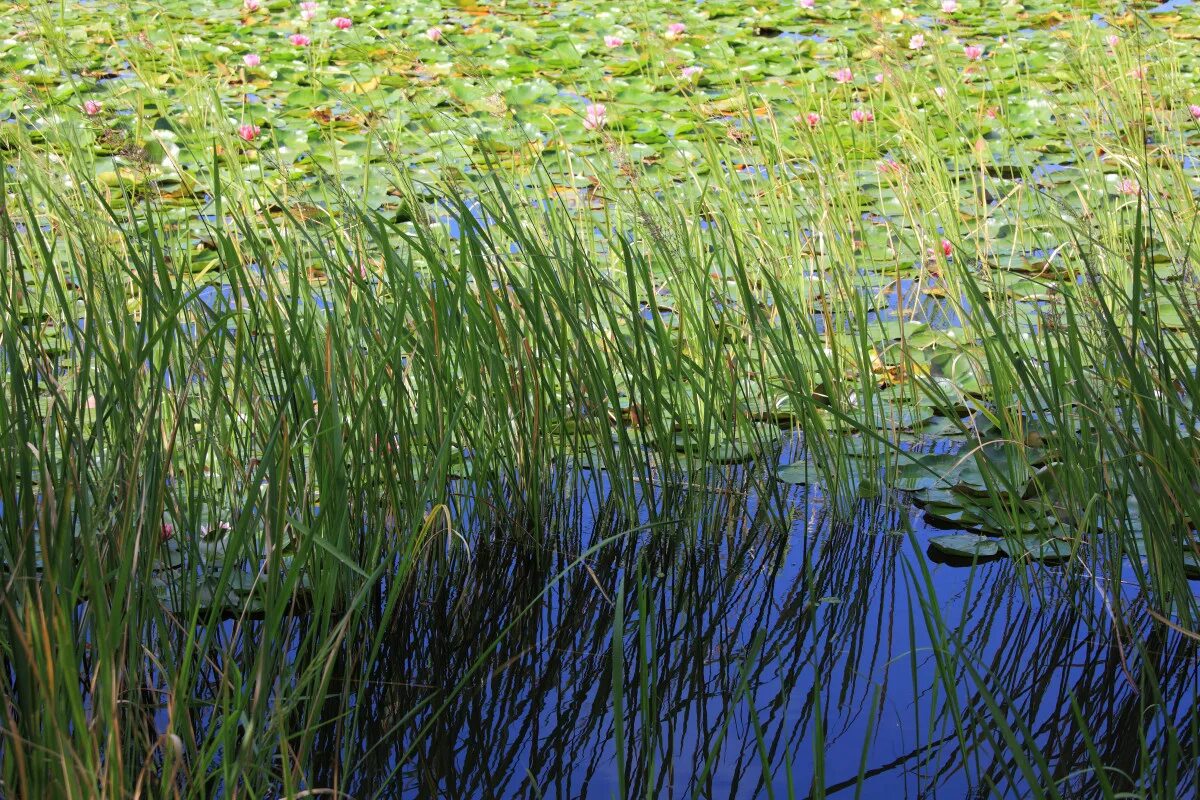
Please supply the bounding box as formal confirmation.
[238,123,261,141]
[799,0,814,7]
[850,108,874,124]
[83,100,102,115]
[909,34,925,50]
[604,35,624,48]
[1189,104,1200,120]
[582,103,607,131]
[833,67,853,83]
[299,1,318,21]
[243,53,261,67]
[934,86,947,98]
[941,0,957,12]
[804,112,821,128]
[426,26,444,42]
[333,16,352,29]
[1106,34,1119,48]
[243,0,261,11]
[665,22,686,38]
[1118,178,1140,196]
[681,65,703,81]
[963,44,983,60]
[290,33,311,46]
[940,239,953,257]
[877,159,902,175]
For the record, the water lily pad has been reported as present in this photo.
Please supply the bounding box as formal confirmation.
[928,533,1001,559]
[997,534,1075,564]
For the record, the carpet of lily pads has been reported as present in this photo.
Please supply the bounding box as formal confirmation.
[3,0,1199,195]
[5,1,1200,569]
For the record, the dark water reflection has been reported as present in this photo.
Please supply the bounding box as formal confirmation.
[286,461,1199,799]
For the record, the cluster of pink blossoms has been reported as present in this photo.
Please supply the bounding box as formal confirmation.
[240,2,359,60]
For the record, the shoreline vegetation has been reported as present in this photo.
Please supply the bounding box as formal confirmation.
[1,0,1199,796]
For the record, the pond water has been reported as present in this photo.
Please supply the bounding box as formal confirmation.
[183,445,1197,798]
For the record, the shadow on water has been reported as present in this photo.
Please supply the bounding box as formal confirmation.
[238,455,1199,799]
[9,435,1195,797]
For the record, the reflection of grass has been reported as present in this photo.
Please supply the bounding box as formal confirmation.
[906,534,1199,799]
[2,20,1200,798]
